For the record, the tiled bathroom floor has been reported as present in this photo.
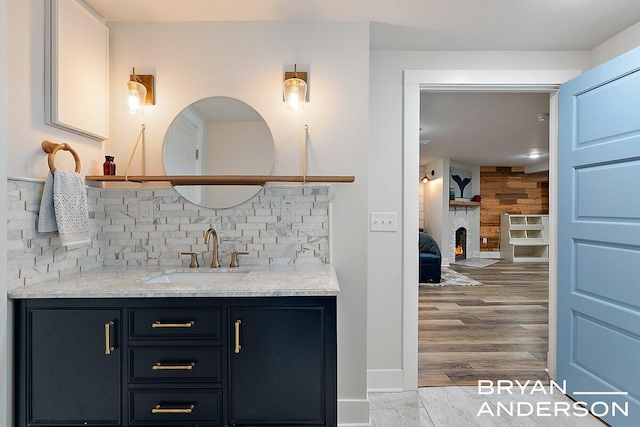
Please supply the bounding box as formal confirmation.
[369,387,607,427]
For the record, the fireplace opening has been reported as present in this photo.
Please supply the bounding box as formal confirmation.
[455,227,467,261]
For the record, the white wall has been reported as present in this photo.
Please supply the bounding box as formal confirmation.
[4,2,103,420]
[591,21,640,68]
[106,21,370,423]
[368,50,591,391]
[1,0,9,423]
[447,161,480,262]
[422,158,446,250]
[6,0,104,179]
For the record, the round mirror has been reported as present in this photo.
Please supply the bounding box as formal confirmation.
[163,97,275,209]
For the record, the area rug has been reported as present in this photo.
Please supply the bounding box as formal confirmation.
[420,267,483,286]
[451,257,500,268]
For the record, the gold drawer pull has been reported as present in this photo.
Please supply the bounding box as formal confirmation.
[234,319,242,354]
[152,362,196,371]
[104,321,115,355]
[152,321,195,328]
[152,404,195,414]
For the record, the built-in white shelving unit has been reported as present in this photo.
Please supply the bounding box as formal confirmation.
[500,214,549,262]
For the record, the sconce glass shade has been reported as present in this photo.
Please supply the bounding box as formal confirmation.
[283,76,307,111]
[121,80,147,115]
[421,170,435,183]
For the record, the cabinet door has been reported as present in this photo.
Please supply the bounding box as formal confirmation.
[28,309,122,425]
[229,307,325,426]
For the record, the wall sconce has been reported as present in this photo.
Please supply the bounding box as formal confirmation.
[121,67,155,115]
[283,64,308,111]
[537,113,549,122]
[421,170,435,183]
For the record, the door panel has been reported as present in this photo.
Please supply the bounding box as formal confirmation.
[164,112,202,204]
[29,309,121,425]
[558,46,640,426]
[228,307,325,425]
[576,160,640,219]
[575,71,640,144]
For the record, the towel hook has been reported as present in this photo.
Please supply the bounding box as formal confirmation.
[41,140,81,173]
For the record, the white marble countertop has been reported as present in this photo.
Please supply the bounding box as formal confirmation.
[7,264,340,299]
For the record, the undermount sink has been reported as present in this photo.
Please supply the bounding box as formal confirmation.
[143,271,249,284]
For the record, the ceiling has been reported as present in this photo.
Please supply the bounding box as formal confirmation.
[419,92,550,167]
[85,0,639,168]
[85,0,640,51]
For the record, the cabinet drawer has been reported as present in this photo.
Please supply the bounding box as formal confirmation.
[130,390,221,425]
[130,308,221,339]
[130,347,221,383]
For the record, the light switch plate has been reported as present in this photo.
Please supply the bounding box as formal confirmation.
[370,212,398,232]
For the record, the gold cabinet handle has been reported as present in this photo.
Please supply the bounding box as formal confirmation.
[104,321,115,355]
[234,319,242,354]
[152,404,195,414]
[152,362,195,371]
[152,321,195,328]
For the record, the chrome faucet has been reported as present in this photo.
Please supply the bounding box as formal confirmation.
[204,227,220,268]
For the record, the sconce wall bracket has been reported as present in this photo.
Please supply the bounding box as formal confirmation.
[131,73,155,105]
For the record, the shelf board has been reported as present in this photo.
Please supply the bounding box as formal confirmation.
[449,200,481,207]
[85,175,355,186]
[509,239,549,246]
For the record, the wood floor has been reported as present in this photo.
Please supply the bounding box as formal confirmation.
[419,260,550,387]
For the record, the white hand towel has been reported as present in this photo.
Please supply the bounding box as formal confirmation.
[38,170,90,246]
[37,172,58,235]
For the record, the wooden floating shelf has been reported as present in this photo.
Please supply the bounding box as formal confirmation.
[449,200,481,207]
[85,175,355,186]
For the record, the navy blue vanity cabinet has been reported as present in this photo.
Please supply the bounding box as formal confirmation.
[15,296,337,427]
[15,300,123,426]
[228,297,337,427]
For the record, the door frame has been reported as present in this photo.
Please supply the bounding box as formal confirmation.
[402,69,582,390]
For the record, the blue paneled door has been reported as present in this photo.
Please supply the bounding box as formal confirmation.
[558,46,640,426]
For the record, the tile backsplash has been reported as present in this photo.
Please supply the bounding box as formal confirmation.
[7,178,330,290]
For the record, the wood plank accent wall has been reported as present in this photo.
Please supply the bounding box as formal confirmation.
[480,166,549,252]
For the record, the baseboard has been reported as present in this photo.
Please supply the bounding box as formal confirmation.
[338,398,371,426]
[546,360,557,380]
[479,251,501,259]
[367,369,404,392]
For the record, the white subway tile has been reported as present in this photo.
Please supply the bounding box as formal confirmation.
[124,252,149,261]
[149,231,185,238]
[158,203,185,211]
[252,236,277,244]
[247,216,277,223]
[24,271,59,286]
[293,223,324,230]
[136,190,154,198]
[7,278,26,290]
[181,223,212,231]
[247,244,264,251]
[7,179,332,286]
[157,210,197,218]
[294,257,324,265]
[254,208,273,216]
[236,223,266,230]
